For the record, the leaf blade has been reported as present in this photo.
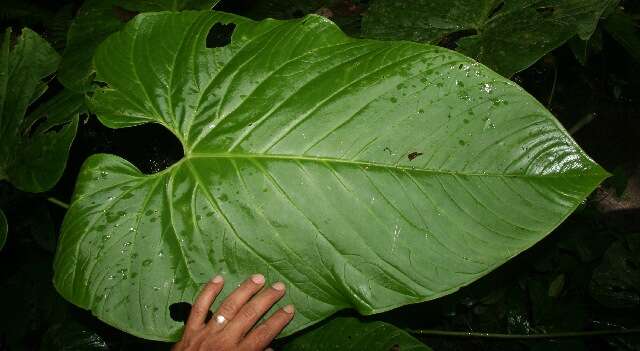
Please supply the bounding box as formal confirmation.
[54,11,607,341]
[362,0,620,76]
[57,0,221,92]
[282,317,433,351]
[0,28,80,193]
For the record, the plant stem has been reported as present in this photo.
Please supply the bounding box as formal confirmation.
[547,61,558,107]
[47,197,70,209]
[569,112,597,135]
[408,328,640,339]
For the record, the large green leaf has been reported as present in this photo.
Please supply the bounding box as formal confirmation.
[362,0,619,76]
[53,11,607,341]
[0,209,6,251]
[0,28,80,193]
[283,317,432,350]
[57,0,220,92]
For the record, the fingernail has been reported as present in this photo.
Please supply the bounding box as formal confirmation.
[251,274,265,284]
[272,282,285,291]
[283,304,294,314]
[212,275,223,283]
[265,348,274,351]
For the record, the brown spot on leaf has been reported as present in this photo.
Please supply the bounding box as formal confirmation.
[408,151,423,161]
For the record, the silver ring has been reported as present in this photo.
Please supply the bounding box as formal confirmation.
[215,314,227,325]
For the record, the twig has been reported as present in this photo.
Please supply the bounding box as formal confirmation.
[568,112,597,135]
[47,197,69,209]
[408,328,640,339]
[547,61,558,107]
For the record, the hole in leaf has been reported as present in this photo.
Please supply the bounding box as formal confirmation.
[112,6,139,23]
[206,22,236,48]
[169,302,214,323]
[44,121,70,134]
[169,302,192,323]
[22,76,66,137]
[24,116,48,137]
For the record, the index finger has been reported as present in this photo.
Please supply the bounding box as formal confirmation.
[186,275,224,331]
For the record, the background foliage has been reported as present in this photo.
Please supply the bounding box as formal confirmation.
[1,0,639,350]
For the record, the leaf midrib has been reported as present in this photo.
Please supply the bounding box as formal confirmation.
[182,152,605,179]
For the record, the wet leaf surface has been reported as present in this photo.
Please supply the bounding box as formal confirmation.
[52,10,607,341]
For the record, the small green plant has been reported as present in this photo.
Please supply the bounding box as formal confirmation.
[0,27,83,249]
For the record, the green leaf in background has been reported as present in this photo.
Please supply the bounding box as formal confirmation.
[57,0,220,92]
[0,28,80,193]
[0,209,6,251]
[604,9,640,63]
[590,234,640,309]
[568,28,604,66]
[44,4,76,53]
[283,317,432,350]
[241,0,366,36]
[54,11,607,341]
[362,0,620,76]
[41,322,108,351]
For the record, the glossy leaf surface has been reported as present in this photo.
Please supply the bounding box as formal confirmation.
[283,317,432,350]
[57,0,220,92]
[0,28,80,193]
[362,0,619,76]
[54,11,607,341]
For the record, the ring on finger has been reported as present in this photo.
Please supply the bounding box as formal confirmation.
[214,314,228,326]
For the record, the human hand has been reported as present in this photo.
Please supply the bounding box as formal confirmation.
[172,274,294,351]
